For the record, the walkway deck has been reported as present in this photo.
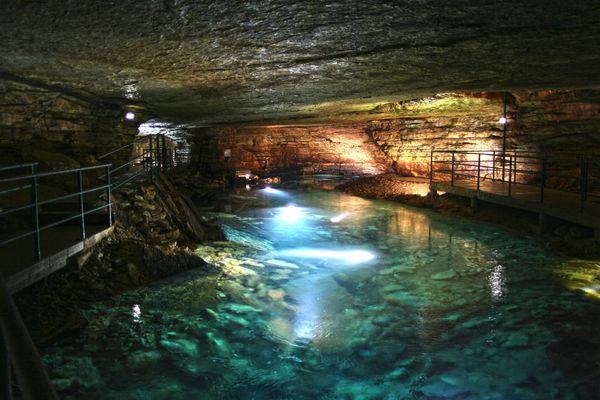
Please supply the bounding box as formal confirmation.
[5,226,113,293]
[431,179,600,230]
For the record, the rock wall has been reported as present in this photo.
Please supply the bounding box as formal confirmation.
[191,90,600,178]
[192,124,394,177]
[0,78,139,169]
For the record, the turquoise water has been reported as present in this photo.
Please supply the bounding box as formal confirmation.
[43,183,600,399]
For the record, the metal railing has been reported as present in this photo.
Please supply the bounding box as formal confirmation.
[0,134,185,399]
[430,150,600,212]
[0,134,182,265]
[0,163,38,197]
[0,164,113,262]
[97,133,185,189]
[1,276,58,400]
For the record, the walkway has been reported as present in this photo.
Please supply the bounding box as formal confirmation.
[0,133,177,292]
[430,150,600,230]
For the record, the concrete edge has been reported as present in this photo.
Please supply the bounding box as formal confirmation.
[7,226,114,294]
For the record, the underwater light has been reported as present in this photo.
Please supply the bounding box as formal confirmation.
[279,204,303,223]
[278,248,375,263]
[263,186,287,196]
[125,111,135,120]
[330,212,350,223]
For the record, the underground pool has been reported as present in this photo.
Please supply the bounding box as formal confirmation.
[41,182,600,399]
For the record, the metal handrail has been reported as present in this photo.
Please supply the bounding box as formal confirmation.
[431,149,600,160]
[0,163,38,173]
[0,164,113,261]
[96,134,152,160]
[0,164,111,184]
[430,149,598,212]
[0,163,38,197]
[0,133,180,399]
[0,277,58,400]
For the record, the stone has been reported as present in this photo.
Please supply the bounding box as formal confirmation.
[267,289,286,301]
[160,337,199,358]
[265,259,300,269]
[504,332,530,348]
[126,263,140,286]
[431,269,457,280]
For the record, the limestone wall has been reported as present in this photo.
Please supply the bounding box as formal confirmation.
[0,78,139,169]
[191,90,600,178]
[192,124,394,177]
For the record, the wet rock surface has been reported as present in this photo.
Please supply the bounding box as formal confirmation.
[1,1,599,124]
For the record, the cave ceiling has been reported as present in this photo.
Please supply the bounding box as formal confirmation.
[1,0,599,125]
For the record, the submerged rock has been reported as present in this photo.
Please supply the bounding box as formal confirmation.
[431,269,457,280]
[267,289,286,301]
[265,259,300,269]
[504,332,530,348]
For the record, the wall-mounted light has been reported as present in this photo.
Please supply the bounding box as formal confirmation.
[125,111,136,120]
[498,116,507,125]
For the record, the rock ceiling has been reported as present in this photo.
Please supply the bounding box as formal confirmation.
[1,1,599,125]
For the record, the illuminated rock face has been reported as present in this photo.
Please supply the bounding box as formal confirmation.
[192,124,394,177]
[192,91,600,177]
[1,1,599,125]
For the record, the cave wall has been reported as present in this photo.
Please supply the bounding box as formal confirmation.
[191,90,600,177]
[192,124,394,177]
[0,78,139,169]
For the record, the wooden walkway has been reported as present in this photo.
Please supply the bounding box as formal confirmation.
[431,179,600,231]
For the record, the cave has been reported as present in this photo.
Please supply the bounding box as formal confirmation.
[1,1,600,399]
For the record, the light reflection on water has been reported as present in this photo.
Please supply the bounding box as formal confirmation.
[42,184,600,400]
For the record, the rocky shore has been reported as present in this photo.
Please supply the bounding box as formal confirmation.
[337,174,600,259]
[15,179,223,345]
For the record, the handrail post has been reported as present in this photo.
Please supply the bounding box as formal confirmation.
[162,134,167,173]
[429,150,433,185]
[149,136,154,182]
[508,156,513,197]
[106,166,112,227]
[30,176,41,261]
[1,333,11,400]
[0,277,58,400]
[514,152,518,186]
[451,152,455,186]
[541,158,547,203]
[78,170,86,240]
[492,150,496,181]
[477,153,481,191]
[155,134,161,173]
[580,158,589,212]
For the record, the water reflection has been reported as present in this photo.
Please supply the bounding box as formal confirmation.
[489,263,506,300]
[131,304,141,323]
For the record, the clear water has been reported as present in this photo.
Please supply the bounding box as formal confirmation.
[42,183,600,399]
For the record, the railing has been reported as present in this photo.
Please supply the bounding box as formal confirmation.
[430,150,600,212]
[97,133,187,189]
[1,276,58,400]
[0,164,113,262]
[0,163,38,197]
[0,133,189,399]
